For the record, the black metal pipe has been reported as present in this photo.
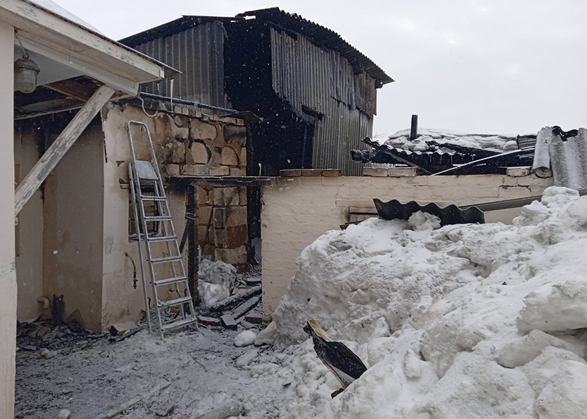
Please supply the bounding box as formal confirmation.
[139,92,238,114]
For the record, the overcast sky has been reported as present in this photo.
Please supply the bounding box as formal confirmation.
[52,0,587,138]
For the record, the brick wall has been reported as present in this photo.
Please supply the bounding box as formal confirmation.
[260,170,553,321]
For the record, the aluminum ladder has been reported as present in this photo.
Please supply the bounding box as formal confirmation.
[126,120,198,339]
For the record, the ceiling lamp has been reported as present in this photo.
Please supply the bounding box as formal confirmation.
[14,34,40,94]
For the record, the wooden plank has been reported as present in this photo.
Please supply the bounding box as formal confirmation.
[45,79,96,102]
[231,295,261,319]
[14,85,115,216]
[206,286,262,312]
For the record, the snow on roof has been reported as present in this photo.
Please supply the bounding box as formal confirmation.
[27,0,102,34]
[384,128,522,153]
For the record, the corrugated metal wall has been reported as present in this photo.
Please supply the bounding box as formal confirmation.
[270,28,376,175]
[132,22,227,107]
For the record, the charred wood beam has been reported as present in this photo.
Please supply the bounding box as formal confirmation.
[206,286,262,312]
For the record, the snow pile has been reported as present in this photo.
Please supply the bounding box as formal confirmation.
[262,187,587,418]
[235,330,257,347]
[384,128,520,153]
[198,259,237,307]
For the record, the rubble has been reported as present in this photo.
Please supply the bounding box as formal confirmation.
[40,349,56,359]
[220,314,238,330]
[109,321,138,336]
[236,349,259,367]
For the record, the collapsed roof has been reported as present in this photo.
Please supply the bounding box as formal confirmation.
[352,128,537,175]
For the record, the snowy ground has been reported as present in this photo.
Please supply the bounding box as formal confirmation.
[16,186,587,418]
[15,323,286,419]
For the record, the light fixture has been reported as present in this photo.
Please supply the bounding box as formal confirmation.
[14,34,40,94]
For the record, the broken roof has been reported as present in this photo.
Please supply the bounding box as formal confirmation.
[352,129,536,175]
[120,8,393,87]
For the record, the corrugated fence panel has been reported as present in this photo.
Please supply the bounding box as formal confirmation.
[133,22,226,107]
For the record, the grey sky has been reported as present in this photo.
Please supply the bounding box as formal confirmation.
[53,0,587,138]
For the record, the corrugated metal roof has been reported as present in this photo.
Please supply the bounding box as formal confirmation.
[122,21,227,107]
[534,126,587,189]
[238,7,393,86]
[354,137,534,172]
[121,9,392,87]
[374,199,485,225]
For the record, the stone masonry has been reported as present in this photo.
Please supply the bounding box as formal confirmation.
[151,106,249,271]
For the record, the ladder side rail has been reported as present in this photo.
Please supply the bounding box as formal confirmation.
[127,122,165,338]
[128,165,153,333]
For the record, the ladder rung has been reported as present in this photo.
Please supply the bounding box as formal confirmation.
[161,317,198,332]
[148,235,177,242]
[159,296,192,308]
[151,255,183,264]
[154,276,188,286]
[140,195,167,201]
[144,215,172,222]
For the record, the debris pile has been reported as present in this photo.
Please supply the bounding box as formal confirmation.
[17,318,103,355]
[257,186,587,418]
[198,261,263,331]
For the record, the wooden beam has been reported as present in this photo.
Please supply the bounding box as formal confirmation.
[14,85,115,216]
[44,79,96,102]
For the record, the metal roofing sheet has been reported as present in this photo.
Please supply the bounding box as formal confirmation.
[355,137,534,171]
[534,127,587,190]
[238,8,392,86]
[374,199,485,225]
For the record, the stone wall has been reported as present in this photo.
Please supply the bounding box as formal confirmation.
[261,171,554,321]
[158,110,247,178]
[196,185,249,271]
[154,107,249,271]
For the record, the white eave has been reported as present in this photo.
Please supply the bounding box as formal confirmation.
[0,0,178,95]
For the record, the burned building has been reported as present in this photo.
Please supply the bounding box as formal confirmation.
[121,7,393,176]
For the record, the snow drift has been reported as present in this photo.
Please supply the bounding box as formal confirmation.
[260,187,587,418]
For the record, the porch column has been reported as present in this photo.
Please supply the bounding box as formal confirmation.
[0,20,16,419]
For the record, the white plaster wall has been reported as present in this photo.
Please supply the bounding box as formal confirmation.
[43,117,105,331]
[0,20,16,419]
[261,174,553,320]
[14,123,44,321]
